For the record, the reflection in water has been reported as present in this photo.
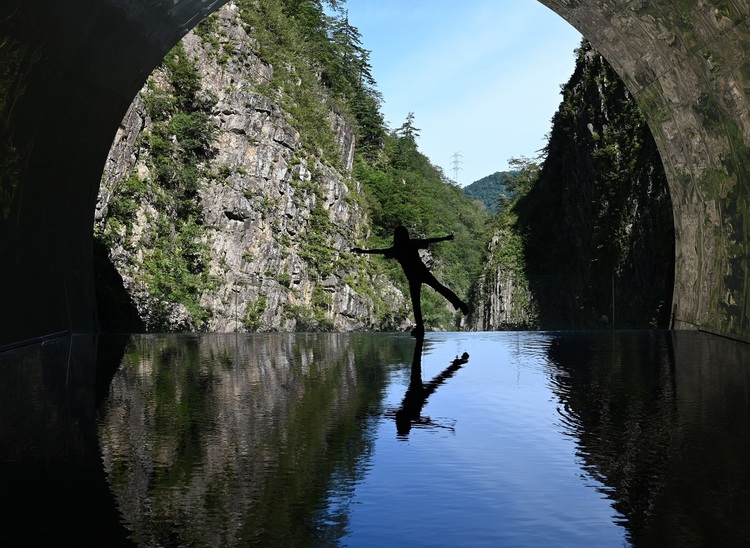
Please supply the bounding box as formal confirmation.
[97,333,410,547]
[547,330,750,546]
[3,331,750,545]
[391,336,469,438]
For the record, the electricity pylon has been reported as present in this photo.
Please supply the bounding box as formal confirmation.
[451,152,463,184]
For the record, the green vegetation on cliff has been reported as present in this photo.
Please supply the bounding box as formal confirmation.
[486,41,675,329]
[353,111,489,329]
[97,43,219,330]
[97,2,673,334]
[96,0,488,332]
[233,0,489,330]
[470,157,541,330]
[232,0,386,165]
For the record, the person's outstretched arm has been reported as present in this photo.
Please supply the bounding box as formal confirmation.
[351,246,393,255]
[414,234,454,247]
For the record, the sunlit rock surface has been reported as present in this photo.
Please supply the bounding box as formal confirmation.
[96,4,408,332]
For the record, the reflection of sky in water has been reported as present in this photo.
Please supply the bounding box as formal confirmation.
[3,331,750,546]
[353,333,625,548]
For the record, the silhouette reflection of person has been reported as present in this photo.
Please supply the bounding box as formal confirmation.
[394,335,469,438]
[352,225,469,336]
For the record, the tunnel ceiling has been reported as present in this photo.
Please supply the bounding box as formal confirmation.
[2,0,750,347]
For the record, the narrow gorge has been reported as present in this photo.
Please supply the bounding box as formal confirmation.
[95,5,673,335]
[473,42,674,331]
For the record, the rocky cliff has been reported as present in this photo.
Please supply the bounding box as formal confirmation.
[470,227,538,331]
[474,42,674,330]
[95,3,409,332]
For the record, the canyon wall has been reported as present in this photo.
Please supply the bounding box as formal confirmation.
[95,4,409,332]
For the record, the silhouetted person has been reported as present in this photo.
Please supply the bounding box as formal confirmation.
[352,225,469,336]
[394,335,469,438]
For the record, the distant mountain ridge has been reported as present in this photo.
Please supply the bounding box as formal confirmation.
[462,172,513,212]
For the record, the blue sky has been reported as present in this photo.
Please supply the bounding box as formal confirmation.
[342,0,582,186]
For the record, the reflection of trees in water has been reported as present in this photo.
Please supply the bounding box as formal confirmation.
[546,331,750,546]
[98,333,411,547]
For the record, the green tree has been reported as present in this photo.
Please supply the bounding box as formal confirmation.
[396,111,420,143]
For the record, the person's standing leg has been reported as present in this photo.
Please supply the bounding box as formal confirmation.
[409,279,425,335]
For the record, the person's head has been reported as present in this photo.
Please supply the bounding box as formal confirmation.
[393,225,409,245]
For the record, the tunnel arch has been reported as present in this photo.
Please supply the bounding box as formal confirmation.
[0,0,231,347]
[2,0,750,347]
[540,0,750,336]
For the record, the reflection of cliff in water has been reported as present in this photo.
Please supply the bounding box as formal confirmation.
[547,331,750,546]
[98,333,412,547]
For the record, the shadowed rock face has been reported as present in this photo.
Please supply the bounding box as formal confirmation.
[540,1,750,335]
[3,0,750,346]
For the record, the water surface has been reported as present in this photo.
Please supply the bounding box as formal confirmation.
[2,331,750,546]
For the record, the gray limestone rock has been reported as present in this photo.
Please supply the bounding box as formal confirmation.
[96,2,409,333]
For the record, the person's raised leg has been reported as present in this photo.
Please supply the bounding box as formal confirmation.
[423,271,469,315]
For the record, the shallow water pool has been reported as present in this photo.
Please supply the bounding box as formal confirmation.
[2,330,750,546]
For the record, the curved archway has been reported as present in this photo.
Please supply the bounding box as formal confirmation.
[541,1,750,335]
[0,0,230,347]
[2,0,750,347]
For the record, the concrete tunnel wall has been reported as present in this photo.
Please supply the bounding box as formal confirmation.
[2,0,750,348]
[0,0,230,348]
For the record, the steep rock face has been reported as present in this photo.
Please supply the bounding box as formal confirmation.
[541,1,750,336]
[96,3,408,332]
[470,232,537,331]
[474,43,674,331]
[515,43,675,329]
